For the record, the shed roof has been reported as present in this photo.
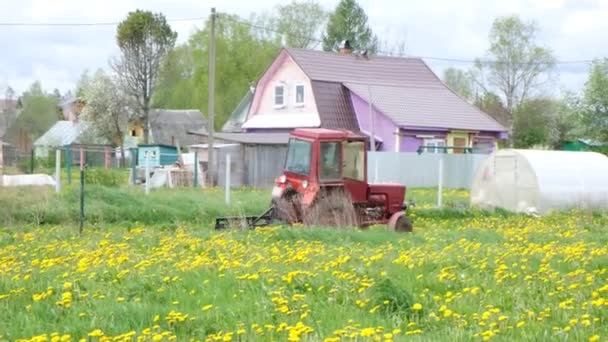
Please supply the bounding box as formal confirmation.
[33,121,88,146]
[188,130,290,145]
[149,109,207,146]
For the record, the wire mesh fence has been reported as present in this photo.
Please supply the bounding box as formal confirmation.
[1,145,133,176]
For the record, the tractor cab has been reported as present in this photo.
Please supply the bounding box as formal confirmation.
[274,128,370,205]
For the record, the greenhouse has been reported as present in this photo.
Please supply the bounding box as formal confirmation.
[470,149,608,214]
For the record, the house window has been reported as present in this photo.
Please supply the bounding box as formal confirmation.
[295,84,305,106]
[274,84,285,107]
[424,138,445,153]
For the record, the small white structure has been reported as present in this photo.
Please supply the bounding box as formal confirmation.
[471,149,608,214]
[1,174,56,187]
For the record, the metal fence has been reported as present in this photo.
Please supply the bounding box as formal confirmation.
[368,152,489,189]
[1,145,131,175]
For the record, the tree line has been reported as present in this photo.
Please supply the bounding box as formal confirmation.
[2,0,607,154]
[442,15,608,150]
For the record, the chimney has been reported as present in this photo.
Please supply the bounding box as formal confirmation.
[339,40,352,55]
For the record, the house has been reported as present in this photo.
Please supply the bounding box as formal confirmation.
[561,139,607,152]
[33,120,115,166]
[127,109,208,148]
[228,43,508,153]
[0,99,17,114]
[33,120,90,157]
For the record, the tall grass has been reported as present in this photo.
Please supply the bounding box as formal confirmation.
[0,186,271,228]
[0,185,528,228]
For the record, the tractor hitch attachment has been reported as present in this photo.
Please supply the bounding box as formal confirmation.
[215,206,276,230]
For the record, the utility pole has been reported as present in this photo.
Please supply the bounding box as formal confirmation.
[207,7,216,186]
[368,84,376,152]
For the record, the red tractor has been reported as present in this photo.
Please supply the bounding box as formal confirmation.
[215,128,413,232]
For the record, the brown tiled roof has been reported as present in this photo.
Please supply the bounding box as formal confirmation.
[286,48,507,133]
[311,81,359,132]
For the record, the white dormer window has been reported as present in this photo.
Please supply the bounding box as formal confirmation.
[294,84,305,106]
[274,84,285,108]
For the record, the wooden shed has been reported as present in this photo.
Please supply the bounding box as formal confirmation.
[137,144,179,167]
[187,131,290,187]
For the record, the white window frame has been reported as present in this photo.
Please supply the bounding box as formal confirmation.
[274,83,285,108]
[294,83,305,107]
[424,138,446,153]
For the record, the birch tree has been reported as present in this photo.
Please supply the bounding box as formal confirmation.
[81,70,134,165]
[472,15,556,130]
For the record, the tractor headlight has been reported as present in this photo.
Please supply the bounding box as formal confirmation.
[279,175,287,184]
[302,180,308,189]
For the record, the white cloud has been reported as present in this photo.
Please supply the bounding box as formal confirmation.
[0,0,605,97]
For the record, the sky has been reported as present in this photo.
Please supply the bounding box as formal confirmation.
[0,0,607,97]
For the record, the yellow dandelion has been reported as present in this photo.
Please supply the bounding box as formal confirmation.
[412,303,423,311]
[88,329,104,337]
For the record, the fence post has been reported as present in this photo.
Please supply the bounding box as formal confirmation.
[145,152,150,195]
[65,145,71,185]
[55,149,61,193]
[30,149,34,174]
[104,147,110,169]
[225,153,231,204]
[437,154,444,208]
[79,148,85,234]
[80,148,84,171]
[194,151,199,188]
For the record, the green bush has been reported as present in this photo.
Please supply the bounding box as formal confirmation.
[83,168,129,187]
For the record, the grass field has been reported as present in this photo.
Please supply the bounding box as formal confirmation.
[0,187,607,341]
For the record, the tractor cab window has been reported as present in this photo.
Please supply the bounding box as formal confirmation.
[320,141,341,180]
[343,140,365,181]
[285,138,312,175]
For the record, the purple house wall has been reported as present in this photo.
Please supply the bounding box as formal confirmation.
[350,90,504,153]
[350,91,397,152]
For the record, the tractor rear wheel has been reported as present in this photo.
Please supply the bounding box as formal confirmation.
[302,189,358,228]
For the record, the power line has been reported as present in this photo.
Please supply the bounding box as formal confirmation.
[218,13,596,66]
[0,16,206,26]
[0,13,598,65]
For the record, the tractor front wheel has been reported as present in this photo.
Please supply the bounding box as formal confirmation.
[388,211,413,232]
